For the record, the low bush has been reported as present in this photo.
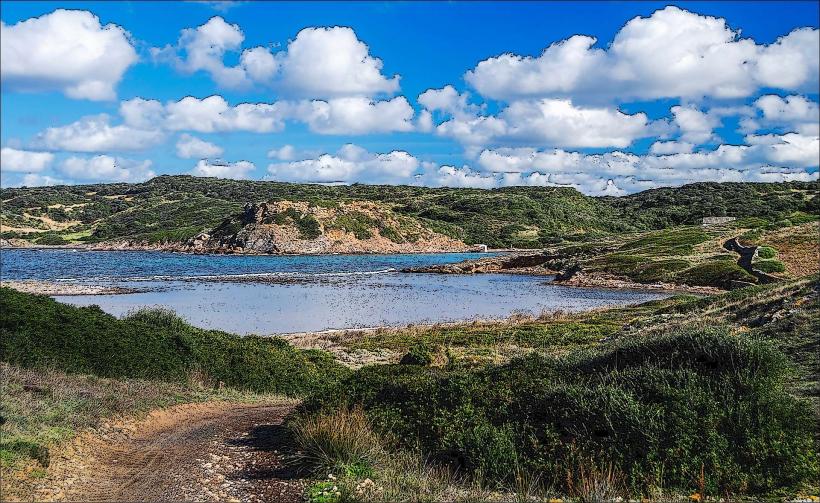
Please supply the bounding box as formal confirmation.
[756,246,777,259]
[399,342,434,365]
[0,289,349,395]
[33,233,67,245]
[754,259,786,273]
[675,261,757,288]
[301,324,819,496]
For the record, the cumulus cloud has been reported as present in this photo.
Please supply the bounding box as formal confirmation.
[0,172,66,188]
[464,6,818,102]
[175,134,224,159]
[267,144,420,184]
[434,99,654,149]
[751,95,820,136]
[267,145,297,161]
[282,97,415,134]
[154,20,398,98]
[113,95,415,135]
[59,155,156,182]
[671,105,721,144]
[0,147,55,172]
[469,134,818,194]
[191,159,255,179]
[34,114,165,152]
[1,9,137,100]
[649,141,694,155]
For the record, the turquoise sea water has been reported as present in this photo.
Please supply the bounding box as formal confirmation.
[1,249,669,334]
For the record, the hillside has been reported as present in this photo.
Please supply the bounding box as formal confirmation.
[2,176,816,250]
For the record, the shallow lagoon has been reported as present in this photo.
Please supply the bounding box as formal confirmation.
[3,249,669,334]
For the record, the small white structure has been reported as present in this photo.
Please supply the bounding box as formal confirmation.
[702,216,736,226]
[475,244,489,253]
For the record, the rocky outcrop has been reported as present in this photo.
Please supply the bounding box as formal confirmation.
[103,200,469,255]
[404,252,557,275]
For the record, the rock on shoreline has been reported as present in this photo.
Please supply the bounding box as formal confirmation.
[1,280,140,296]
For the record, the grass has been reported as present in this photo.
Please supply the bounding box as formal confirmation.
[0,288,350,395]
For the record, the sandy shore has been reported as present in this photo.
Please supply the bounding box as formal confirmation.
[1,280,141,296]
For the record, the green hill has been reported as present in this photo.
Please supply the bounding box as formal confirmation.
[2,176,816,249]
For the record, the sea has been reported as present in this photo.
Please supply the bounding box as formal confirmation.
[1,249,669,334]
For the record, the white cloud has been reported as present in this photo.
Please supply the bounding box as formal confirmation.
[114,95,414,135]
[755,28,820,91]
[59,155,156,182]
[283,97,415,134]
[464,6,818,102]
[191,159,255,179]
[649,141,694,155]
[267,145,296,161]
[671,105,720,144]
[1,9,137,100]
[34,114,165,152]
[154,21,398,98]
[164,96,285,133]
[418,85,481,118]
[175,134,224,159]
[151,16,256,89]
[435,99,653,149]
[467,135,818,194]
[267,144,419,184]
[752,95,820,136]
[0,147,55,172]
[0,172,66,188]
[275,27,399,98]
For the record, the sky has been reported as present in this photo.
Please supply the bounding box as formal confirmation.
[1,1,818,195]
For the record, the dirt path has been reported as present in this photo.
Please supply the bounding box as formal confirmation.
[32,401,306,502]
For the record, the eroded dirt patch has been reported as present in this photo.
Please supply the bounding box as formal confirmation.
[24,400,304,502]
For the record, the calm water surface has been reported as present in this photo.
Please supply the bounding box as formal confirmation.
[2,249,669,334]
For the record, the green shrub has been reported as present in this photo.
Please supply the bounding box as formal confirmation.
[34,233,67,245]
[632,259,691,282]
[301,325,819,495]
[400,342,434,366]
[0,289,349,395]
[756,246,777,259]
[675,261,757,288]
[754,259,786,273]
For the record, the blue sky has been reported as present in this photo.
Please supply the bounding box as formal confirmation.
[1,1,818,194]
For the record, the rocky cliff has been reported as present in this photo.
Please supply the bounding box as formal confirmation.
[178,200,470,254]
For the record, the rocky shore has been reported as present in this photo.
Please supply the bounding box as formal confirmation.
[1,280,141,296]
[403,252,722,295]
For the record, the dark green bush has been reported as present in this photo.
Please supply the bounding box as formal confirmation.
[301,325,819,495]
[754,259,786,273]
[34,233,67,245]
[399,342,434,365]
[756,246,777,259]
[0,289,349,395]
[675,261,757,288]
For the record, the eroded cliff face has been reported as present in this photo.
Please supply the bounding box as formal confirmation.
[182,200,471,254]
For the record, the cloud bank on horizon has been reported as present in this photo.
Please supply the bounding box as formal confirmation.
[0,2,818,195]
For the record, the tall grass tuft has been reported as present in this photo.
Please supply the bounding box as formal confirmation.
[292,406,384,474]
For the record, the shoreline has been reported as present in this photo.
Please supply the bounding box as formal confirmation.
[0,280,143,296]
[1,242,501,257]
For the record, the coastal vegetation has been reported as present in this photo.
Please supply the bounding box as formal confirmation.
[290,277,820,501]
[0,288,349,395]
[2,176,817,249]
[2,275,818,501]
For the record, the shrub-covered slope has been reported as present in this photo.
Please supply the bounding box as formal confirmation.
[2,176,816,249]
[297,278,820,496]
[0,288,349,395]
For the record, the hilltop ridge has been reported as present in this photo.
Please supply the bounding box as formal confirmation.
[1,176,817,251]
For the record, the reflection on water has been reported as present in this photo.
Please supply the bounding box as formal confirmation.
[55,274,669,334]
